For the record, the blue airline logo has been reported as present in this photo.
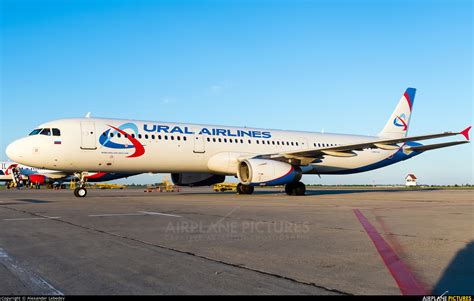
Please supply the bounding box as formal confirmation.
[143,124,272,138]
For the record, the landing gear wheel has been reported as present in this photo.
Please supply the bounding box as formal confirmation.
[285,182,306,196]
[285,183,294,195]
[74,187,87,198]
[237,183,254,195]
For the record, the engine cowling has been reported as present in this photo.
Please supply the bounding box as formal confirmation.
[29,174,46,185]
[171,173,225,187]
[237,159,302,186]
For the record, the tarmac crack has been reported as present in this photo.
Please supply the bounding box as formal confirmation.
[0,205,349,295]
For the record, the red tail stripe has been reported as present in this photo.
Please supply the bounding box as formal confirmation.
[404,92,413,111]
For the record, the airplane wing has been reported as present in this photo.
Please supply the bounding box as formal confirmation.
[257,126,471,165]
[404,141,469,153]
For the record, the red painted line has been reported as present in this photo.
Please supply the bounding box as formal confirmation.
[353,209,427,295]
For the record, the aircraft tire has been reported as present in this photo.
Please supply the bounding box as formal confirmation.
[285,182,305,196]
[74,187,87,198]
[237,183,254,194]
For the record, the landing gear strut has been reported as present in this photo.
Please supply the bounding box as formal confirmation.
[73,172,88,198]
[285,182,306,196]
[237,183,254,195]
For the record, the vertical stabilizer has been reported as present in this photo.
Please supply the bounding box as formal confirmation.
[379,88,416,138]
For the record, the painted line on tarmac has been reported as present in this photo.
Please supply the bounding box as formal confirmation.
[88,213,145,217]
[139,211,182,218]
[88,212,182,218]
[3,216,61,221]
[0,247,63,295]
[353,209,427,295]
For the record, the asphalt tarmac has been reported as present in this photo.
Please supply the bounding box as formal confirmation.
[0,187,472,295]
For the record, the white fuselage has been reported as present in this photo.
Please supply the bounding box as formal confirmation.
[6,118,415,176]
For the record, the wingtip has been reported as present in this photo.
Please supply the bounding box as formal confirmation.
[460,126,471,141]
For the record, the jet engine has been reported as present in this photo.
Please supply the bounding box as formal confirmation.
[237,159,302,186]
[171,173,225,187]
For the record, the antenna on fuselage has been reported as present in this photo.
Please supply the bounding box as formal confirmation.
[85,112,91,118]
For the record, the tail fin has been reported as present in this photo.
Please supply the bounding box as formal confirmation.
[378,88,416,138]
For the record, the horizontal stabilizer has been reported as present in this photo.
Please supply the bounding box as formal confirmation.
[460,126,471,141]
[405,141,469,153]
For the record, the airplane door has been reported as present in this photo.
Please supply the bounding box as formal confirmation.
[80,121,97,150]
[193,134,205,153]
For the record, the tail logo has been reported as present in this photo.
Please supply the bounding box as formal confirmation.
[99,123,145,158]
[393,114,408,131]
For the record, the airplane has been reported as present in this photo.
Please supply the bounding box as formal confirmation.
[5,88,471,197]
[0,161,138,188]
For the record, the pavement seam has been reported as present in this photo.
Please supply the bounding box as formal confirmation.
[0,204,349,295]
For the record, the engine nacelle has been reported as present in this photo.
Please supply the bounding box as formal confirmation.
[29,174,46,185]
[237,159,302,186]
[171,173,225,187]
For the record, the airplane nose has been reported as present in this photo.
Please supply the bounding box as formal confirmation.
[6,140,22,162]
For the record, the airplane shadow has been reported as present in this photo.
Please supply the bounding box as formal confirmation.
[432,240,474,295]
[304,189,415,195]
[176,188,435,196]
[15,198,52,204]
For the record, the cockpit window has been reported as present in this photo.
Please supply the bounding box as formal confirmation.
[52,128,61,136]
[40,128,51,136]
[29,129,42,135]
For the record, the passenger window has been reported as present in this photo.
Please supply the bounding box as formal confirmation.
[165,136,168,140]
[240,139,244,144]
[138,134,142,139]
[125,134,128,138]
[272,141,275,145]
[291,142,294,146]
[171,136,175,141]
[218,138,222,143]
[110,133,114,138]
[145,134,148,139]
[29,129,42,136]
[248,140,251,144]
[52,128,61,136]
[183,136,187,141]
[207,137,210,142]
[132,134,135,138]
[224,138,227,143]
[296,142,299,146]
[177,136,181,141]
[118,133,121,138]
[256,140,259,144]
[152,135,155,139]
[40,128,51,136]
[229,139,233,143]
[213,138,216,142]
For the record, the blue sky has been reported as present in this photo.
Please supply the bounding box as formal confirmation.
[1,0,472,185]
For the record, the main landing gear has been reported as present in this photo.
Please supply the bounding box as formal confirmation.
[285,182,306,196]
[237,183,254,195]
[73,172,88,198]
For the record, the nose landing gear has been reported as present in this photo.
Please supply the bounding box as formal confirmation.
[73,172,88,197]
